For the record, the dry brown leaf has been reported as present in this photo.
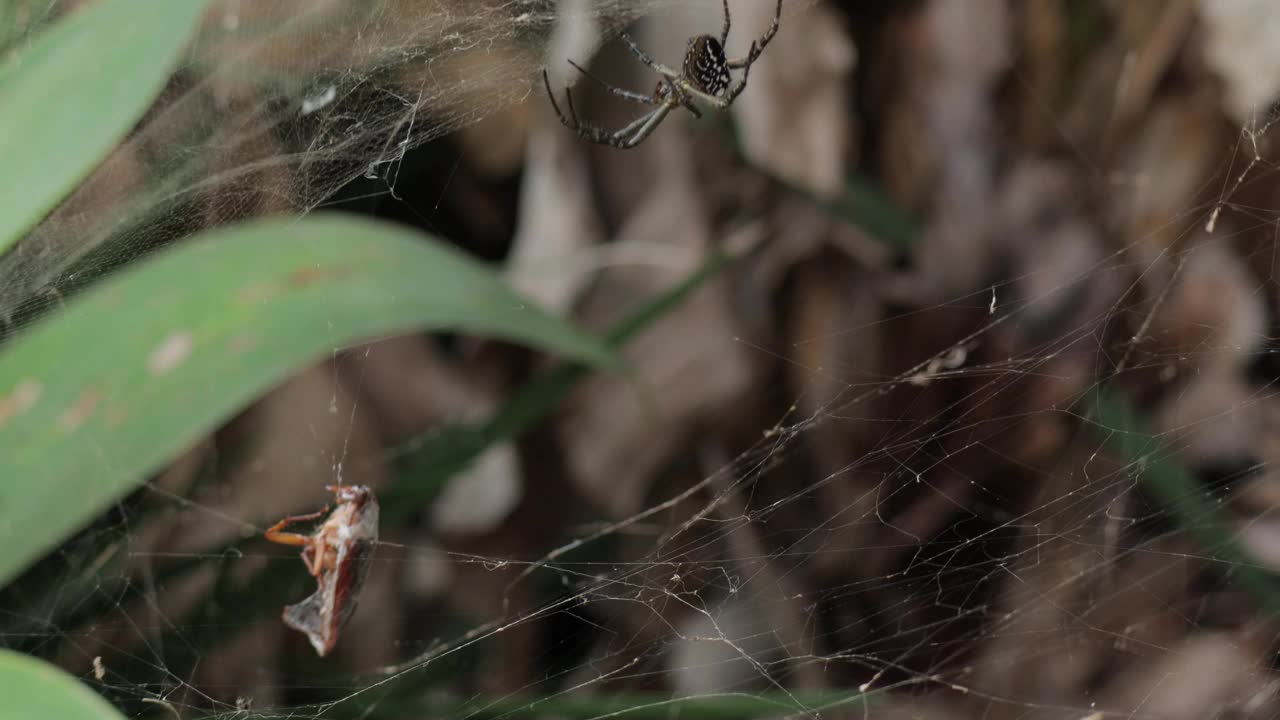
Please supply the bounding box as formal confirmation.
[1199,0,1280,124]
[506,133,601,312]
[880,0,1010,303]
[1095,633,1277,719]
[734,0,856,196]
[1144,238,1267,378]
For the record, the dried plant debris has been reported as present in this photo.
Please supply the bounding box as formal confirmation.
[557,134,755,517]
[733,0,856,195]
[1200,0,1280,124]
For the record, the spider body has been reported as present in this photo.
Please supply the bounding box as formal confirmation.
[685,35,732,96]
[265,484,379,657]
[543,0,783,149]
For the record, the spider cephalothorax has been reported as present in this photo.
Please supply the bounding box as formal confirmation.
[542,0,783,149]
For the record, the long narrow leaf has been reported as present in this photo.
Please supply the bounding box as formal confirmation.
[0,214,614,586]
[0,649,125,720]
[0,0,210,252]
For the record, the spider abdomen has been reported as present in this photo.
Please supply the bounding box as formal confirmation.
[685,35,732,97]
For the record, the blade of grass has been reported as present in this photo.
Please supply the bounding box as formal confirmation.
[0,0,211,252]
[824,175,920,254]
[711,115,919,253]
[0,214,614,587]
[1087,385,1280,618]
[0,648,125,720]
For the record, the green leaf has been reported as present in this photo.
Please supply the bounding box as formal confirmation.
[0,0,211,252]
[0,649,124,720]
[0,214,614,587]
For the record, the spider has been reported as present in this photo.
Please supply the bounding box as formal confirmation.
[542,0,783,149]
[265,484,379,656]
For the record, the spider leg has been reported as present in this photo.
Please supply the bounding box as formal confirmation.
[564,84,586,129]
[673,76,738,110]
[549,104,645,149]
[566,60,660,107]
[657,77,702,119]
[544,36,693,150]
[616,102,675,148]
[598,107,663,148]
[675,84,706,119]
[720,0,731,47]
[726,0,781,68]
[619,33,682,80]
[578,100,677,150]
[722,43,760,103]
[543,69,581,130]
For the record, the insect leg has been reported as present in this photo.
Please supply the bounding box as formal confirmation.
[264,507,329,546]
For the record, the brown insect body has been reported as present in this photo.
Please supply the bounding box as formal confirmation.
[265,484,379,657]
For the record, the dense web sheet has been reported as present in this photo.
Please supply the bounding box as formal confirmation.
[9,2,1280,719]
[0,0,687,329]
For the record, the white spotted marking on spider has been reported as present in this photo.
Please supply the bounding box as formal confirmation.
[543,0,783,149]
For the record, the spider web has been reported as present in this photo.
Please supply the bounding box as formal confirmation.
[0,0,698,330]
[7,2,1280,719]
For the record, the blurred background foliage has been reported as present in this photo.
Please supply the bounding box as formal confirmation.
[6,1,1280,719]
